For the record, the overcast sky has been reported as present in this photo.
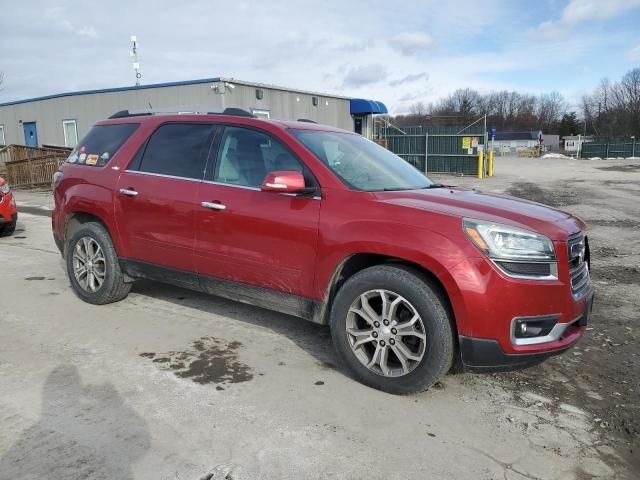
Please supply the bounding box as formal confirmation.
[1,0,639,113]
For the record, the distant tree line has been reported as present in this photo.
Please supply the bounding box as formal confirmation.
[582,68,640,140]
[393,67,640,139]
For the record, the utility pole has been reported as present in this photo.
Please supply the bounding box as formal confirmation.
[484,114,488,173]
[130,35,142,86]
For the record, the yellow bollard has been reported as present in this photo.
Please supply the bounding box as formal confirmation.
[477,151,484,179]
[490,151,494,176]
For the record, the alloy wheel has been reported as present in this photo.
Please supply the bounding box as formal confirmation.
[346,289,426,377]
[72,236,106,293]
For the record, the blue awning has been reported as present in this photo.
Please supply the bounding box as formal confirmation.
[350,98,388,115]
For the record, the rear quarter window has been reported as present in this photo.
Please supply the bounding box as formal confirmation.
[66,123,139,167]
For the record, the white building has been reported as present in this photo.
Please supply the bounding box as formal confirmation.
[562,135,594,153]
[492,131,542,153]
[0,77,388,148]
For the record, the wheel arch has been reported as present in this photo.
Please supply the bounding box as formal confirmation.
[323,253,464,380]
[63,211,115,257]
[320,253,461,337]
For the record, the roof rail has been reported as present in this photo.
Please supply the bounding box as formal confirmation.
[296,118,317,123]
[109,110,150,119]
[108,108,256,119]
[222,108,256,118]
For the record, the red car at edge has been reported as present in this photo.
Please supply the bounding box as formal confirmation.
[0,177,17,237]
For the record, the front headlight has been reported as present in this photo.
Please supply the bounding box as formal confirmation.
[0,183,9,194]
[463,219,555,261]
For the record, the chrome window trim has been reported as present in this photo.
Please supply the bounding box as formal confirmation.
[123,170,321,199]
[124,169,202,182]
[509,313,579,346]
[202,179,260,191]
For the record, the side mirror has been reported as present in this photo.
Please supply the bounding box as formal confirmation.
[261,170,308,194]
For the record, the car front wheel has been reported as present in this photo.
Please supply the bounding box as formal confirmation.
[330,265,454,394]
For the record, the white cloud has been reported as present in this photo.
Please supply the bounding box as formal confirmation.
[342,65,387,87]
[0,0,633,116]
[389,72,428,87]
[532,0,640,39]
[42,6,100,39]
[389,32,433,55]
[76,26,99,39]
[628,44,640,62]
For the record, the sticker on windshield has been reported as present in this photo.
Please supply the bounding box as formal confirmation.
[85,154,99,165]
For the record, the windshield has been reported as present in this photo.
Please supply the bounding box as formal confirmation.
[291,130,433,192]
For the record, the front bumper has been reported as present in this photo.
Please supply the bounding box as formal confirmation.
[459,336,571,372]
[447,229,594,368]
[459,289,593,372]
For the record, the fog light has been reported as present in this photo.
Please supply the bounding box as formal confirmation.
[513,315,559,339]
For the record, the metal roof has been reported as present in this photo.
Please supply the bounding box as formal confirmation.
[494,131,541,141]
[0,76,353,108]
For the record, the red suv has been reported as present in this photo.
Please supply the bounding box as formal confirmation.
[52,110,594,394]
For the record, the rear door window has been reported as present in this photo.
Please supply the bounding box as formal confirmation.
[66,123,139,167]
[136,123,216,180]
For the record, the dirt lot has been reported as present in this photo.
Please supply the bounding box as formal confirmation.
[0,155,638,479]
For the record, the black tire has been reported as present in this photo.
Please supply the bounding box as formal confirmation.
[66,222,131,305]
[0,222,15,237]
[330,265,454,394]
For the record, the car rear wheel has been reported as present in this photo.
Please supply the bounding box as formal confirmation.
[66,222,131,304]
[330,265,454,394]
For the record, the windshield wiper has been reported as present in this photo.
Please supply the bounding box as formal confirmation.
[382,183,447,191]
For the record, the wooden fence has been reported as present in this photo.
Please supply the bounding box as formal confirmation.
[1,145,71,188]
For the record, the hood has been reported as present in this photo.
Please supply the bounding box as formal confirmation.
[375,187,585,241]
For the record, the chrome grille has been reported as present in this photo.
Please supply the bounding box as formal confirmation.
[567,233,590,295]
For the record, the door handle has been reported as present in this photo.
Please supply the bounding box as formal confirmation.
[201,201,226,210]
[119,188,139,197]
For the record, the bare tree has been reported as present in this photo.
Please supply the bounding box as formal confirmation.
[392,71,640,136]
[536,92,566,132]
[409,101,427,116]
[0,72,4,91]
[582,69,640,138]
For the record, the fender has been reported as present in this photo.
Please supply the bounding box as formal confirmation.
[61,183,122,254]
[314,224,479,335]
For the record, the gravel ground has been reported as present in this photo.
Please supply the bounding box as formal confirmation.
[0,155,638,479]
